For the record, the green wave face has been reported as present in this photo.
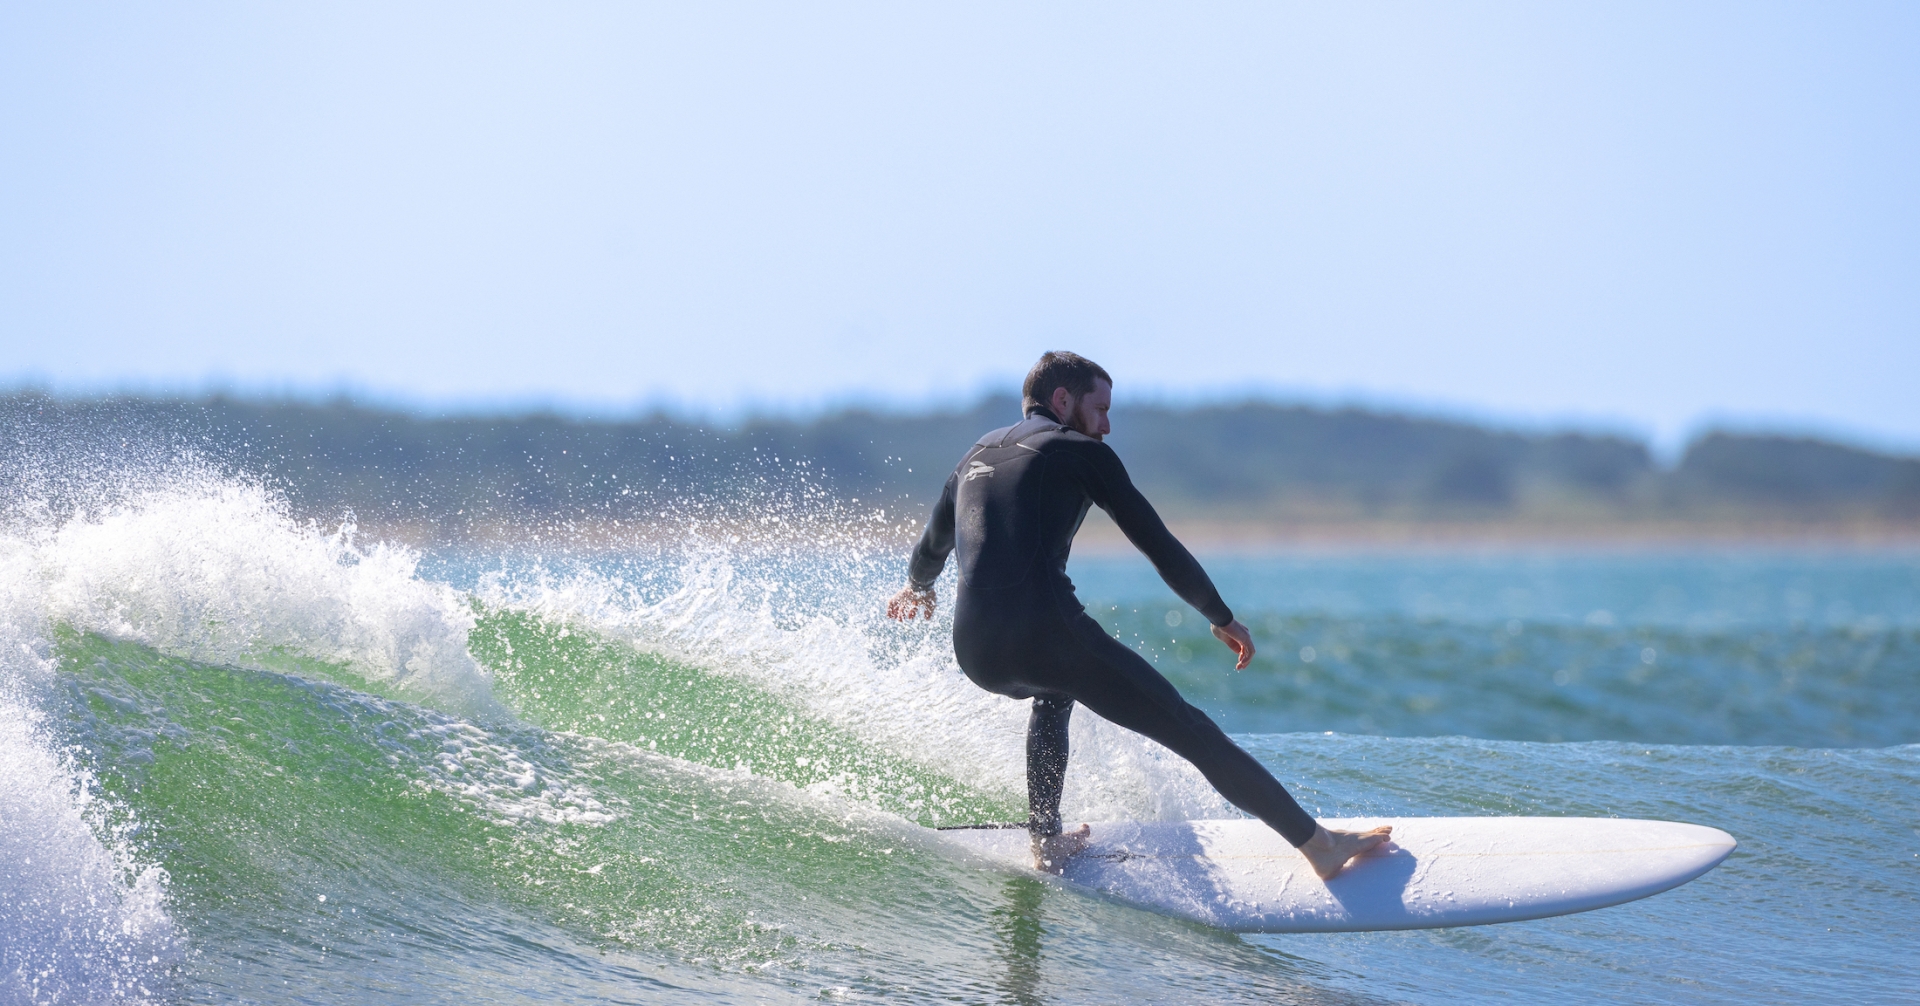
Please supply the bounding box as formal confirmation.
[465,607,1021,827]
[58,629,1267,1002]
[56,631,922,994]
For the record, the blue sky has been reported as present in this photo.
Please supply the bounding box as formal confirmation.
[3,3,1916,451]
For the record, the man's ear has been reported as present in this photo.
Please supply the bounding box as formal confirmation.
[1048,386,1076,417]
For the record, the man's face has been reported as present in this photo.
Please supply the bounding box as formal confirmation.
[1065,380,1113,441]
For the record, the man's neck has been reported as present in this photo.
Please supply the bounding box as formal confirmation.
[1025,403,1064,425]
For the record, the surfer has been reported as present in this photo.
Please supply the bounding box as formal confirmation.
[887,351,1391,879]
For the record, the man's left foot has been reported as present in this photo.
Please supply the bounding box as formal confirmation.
[1299,823,1393,880]
[1031,823,1091,873]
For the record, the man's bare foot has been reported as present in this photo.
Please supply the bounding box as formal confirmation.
[1031,823,1091,873]
[1299,823,1393,880]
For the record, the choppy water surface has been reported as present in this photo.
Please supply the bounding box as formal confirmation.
[2,480,1915,1004]
[1076,551,1920,746]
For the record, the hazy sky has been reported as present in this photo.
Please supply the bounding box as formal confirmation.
[3,3,1916,450]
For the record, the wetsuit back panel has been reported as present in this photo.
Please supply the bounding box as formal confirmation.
[953,433,1061,590]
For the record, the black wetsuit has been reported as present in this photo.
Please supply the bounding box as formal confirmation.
[908,406,1319,847]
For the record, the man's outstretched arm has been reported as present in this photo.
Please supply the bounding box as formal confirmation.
[1073,443,1230,622]
[889,471,959,621]
[1074,443,1256,668]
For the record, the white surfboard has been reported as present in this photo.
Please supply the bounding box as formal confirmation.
[936,817,1736,933]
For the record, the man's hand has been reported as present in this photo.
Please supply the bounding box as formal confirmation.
[1211,619,1256,670]
[887,585,937,621]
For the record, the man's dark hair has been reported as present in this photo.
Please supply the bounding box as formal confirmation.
[1022,351,1112,413]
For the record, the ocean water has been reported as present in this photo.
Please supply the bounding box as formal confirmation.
[2,478,1916,1004]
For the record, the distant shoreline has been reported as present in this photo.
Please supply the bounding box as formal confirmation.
[347,511,1920,555]
[1071,509,1920,552]
[13,395,1920,545]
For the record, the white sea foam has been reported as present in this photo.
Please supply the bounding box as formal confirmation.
[476,537,1237,825]
[400,716,619,827]
[0,484,176,1003]
[9,477,501,720]
[0,696,175,1005]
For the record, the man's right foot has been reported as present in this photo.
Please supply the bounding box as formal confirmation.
[1031,823,1091,874]
[1299,823,1393,880]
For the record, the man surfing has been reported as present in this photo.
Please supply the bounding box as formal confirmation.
[887,351,1390,879]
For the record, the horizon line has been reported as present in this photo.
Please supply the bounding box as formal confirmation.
[5,377,1918,462]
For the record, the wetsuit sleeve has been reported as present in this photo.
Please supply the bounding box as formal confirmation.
[907,469,959,590]
[1075,443,1235,626]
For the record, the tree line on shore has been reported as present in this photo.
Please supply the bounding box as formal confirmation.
[6,391,1918,536]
